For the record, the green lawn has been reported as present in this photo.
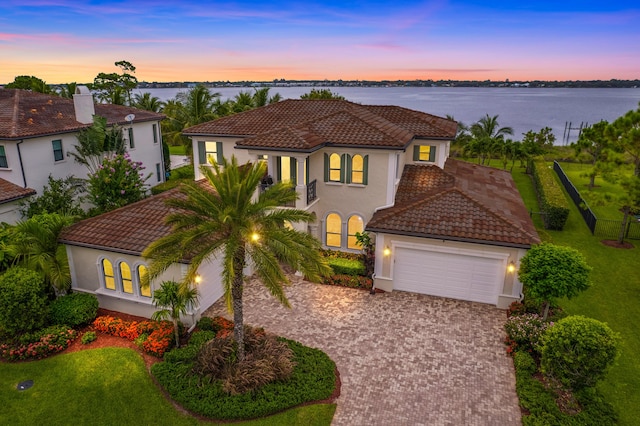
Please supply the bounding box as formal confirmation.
[0,347,335,426]
[169,145,187,155]
[511,165,640,426]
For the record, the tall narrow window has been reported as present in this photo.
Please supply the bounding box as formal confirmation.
[137,265,151,297]
[351,155,364,184]
[326,213,342,247]
[102,259,116,290]
[128,128,135,149]
[152,124,158,144]
[120,262,133,294]
[347,215,364,249]
[156,163,161,182]
[0,146,7,168]
[329,154,341,182]
[52,140,64,162]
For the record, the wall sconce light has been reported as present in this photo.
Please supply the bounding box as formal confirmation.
[194,275,202,284]
[507,261,516,274]
[383,246,391,256]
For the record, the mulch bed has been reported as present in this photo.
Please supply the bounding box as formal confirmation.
[601,239,634,249]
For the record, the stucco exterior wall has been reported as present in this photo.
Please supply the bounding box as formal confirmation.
[404,138,450,168]
[0,200,24,224]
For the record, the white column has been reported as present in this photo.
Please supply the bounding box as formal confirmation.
[295,156,307,209]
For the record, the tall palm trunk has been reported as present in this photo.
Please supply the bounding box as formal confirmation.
[232,246,246,361]
[618,206,630,245]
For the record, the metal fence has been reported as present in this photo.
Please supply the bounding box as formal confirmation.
[553,161,640,240]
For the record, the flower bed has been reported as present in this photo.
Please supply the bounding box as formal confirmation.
[92,316,174,357]
[0,325,78,361]
[323,274,372,290]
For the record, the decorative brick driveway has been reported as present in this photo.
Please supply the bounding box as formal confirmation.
[204,275,521,426]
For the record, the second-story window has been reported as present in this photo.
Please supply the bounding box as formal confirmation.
[152,124,158,144]
[0,146,7,168]
[198,141,223,165]
[413,145,436,162]
[52,140,64,162]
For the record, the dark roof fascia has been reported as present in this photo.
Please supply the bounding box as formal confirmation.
[364,227,532,250]
[401,136,454,151]
[1,193,35,204]
[235,142,408,153]
[184,132,252,138]
[60,239,191,264]
[233,145,323,154]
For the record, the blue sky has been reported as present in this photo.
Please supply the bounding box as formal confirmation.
[1,0,639,83]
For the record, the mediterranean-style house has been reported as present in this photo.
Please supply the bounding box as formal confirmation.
[60,99,539,321]
[0,87,166,212]
[0,178,36,224]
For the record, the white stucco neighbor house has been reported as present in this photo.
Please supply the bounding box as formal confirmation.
[59,99,539,321]
[0,87,167,207]
[0,178,36,224]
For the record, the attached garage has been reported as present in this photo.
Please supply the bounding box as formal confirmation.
[393,247,505,305]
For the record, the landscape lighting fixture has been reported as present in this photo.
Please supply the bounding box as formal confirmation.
[383,246,391,256]
[194,275,202,284]
[507,261,516,273]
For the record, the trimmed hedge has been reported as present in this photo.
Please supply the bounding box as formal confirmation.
[48,292,99,327]
[153,335,336,420]
[0,267,48,336]
[326,257,365,276]
[531,160,570,230]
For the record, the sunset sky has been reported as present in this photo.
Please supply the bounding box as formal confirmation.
[1,0,639,84]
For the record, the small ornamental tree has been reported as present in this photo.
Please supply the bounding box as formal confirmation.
[0,267,48,336]
[518,243,592,319]
[87,153,150,213]
[541,315,619,391]
[152,281,199,348]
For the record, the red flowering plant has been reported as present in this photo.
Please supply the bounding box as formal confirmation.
[92,316,174,357]
[0,325,78,361]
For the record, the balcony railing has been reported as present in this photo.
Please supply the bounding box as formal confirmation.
[259,179,318,208]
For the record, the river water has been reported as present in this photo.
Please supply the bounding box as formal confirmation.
[140,86,640,145]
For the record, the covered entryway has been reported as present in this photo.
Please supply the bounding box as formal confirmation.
[393,247,504,304]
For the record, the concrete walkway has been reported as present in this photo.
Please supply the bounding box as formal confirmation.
[204,275,521,426]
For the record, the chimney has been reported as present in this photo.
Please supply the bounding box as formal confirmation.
[73,85,95,124]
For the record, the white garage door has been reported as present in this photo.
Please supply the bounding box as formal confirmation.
[394,247,503,305]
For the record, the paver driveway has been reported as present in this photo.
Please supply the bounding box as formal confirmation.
[204,274,521,426]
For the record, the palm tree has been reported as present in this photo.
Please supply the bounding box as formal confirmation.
[132,92,164,112]
[56,83,78,98]
[6,213,75,295]
[152,280,199,348]
[469,114,513,165]
[143,156,331,360]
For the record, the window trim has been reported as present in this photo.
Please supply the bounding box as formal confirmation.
[119,261,134,294]
[347,214,364,250]
[98,257,153,300]
[325,212,343,248]
[128,128,135,149]
[136,263,152,298]
[0,145,7,168]
[413,145,436,162]
[52,139,64,162]
[152,123,158,144]
[198,141,223,165]
[101,258,116,291]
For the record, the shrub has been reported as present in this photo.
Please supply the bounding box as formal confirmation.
[150,179,183,195]
[0,267,48,336]
[48,292,99,327]
[189,330,216,348]
[93,315,174,357]
[326,257,365,276]
[152,336,336,420]
[531,160,570,230]
[0,325,77,361]
[323,274,372,290]
[170,165,195,180]
[81,331,97,344]
[504,313,552,355]
[541,315,619,391]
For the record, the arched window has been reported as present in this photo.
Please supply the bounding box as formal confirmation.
[329,154,341,182]
[347,215,364,249]
[137,265,151,297]
[120,262,133,294]
[351,155,364,184]
[326,213,342,247]
[102,259,115,290]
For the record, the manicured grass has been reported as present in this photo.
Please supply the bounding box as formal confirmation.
[0,347,335,426]
[557,161,634,219]
[169,145,187,155]
[511,164,640,425]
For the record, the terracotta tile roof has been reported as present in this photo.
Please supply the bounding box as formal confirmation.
[366,159,540,248]
[0,178,36,204]
[183,99,456,150]
[0,89,164,140]
[59,182,212,257]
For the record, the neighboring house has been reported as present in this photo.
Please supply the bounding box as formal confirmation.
[0,87,166,202]
[59,182,224,323]
[60,99,538,320]
[0,178,36,224]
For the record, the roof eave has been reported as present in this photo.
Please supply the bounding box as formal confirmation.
[364,227,533,249]
[60,239,191,264]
